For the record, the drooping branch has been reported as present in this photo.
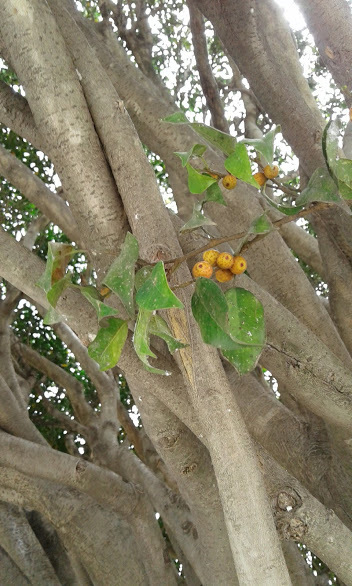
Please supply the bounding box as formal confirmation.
[0,144,80,244]
[187,0,229,133]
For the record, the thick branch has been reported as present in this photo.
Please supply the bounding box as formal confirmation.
[295,0,352,106]
[261,449,352,586]
[0,430,138,516]
[0,0,127,263]
[0,80,41,149]
[0,501,60,585]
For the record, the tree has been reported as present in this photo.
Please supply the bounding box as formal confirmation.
[0,0,352,583]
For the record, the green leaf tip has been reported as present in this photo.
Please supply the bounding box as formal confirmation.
[135,261,184,311]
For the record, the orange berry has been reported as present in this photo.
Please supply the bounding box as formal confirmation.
[253,172,266,187]
[230,256,247,275]
[263,164,279,179]
[203,249,220,266]
[222,175,237,190]
[216,252,234,269]
[215,269,234,283]
[192,261,213,279]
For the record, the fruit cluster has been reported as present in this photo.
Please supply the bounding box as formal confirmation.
[253,164,279,187]
[192,250,247,282]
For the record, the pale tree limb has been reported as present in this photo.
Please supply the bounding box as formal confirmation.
[312,212,352,356]
[0,144,80,244]
[237,274,352,432]
[281,542,315,586]
[0,80,41,149]
[12,338,94,426]
[0,468,148,585]
[98,440,213,584]
[0,373,47,445]
[0,0,127,265]
[182,318,291,585]
[49,1,177,263]
[0,501,60,585]
[0,545,29,586]
[187,0,229,133]
[261,448,352,586]
[125,380,238,585]
[224,55,264,138]
[99,0,160,87]
[295,0,352,107]
[0,430,138,516]
[278,222,324,278]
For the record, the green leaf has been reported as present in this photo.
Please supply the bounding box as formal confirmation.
[296,167,340,206]
[135,261,184,310]
[46,274,72,308]
[224,143,259,187]
[133,308,169,375]
[43,306,63,325]
[222,288,265,374]
[174,143,207,167]
[248,213,273,235]
[186,163,216,194]
[191,278,238,351]
[190,123,237,155]
[149,314,188,353]
[338,179,352,199]
[103,232,139,319]
[180,203,217,233]
[81,286,119,321]
[135,266,154,291]
[163,113,236,156]
[261,192,304,215]
[242,126,280,165]
[88,317,128,371]
[36,242,75,294]
[204,182,227,205]
[163,112,189,124]
[334,158,352,189]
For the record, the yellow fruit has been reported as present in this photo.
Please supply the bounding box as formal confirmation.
[215,269,234,283]
[192,261,213,279]
[263,164,279,179]
[216,252,234,269]
[203,249,220,266]
[222,175,237,190]
[253,172,266,187]
[230,256,247,275]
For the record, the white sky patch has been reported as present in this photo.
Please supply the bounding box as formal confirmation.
[273,0,307,30]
